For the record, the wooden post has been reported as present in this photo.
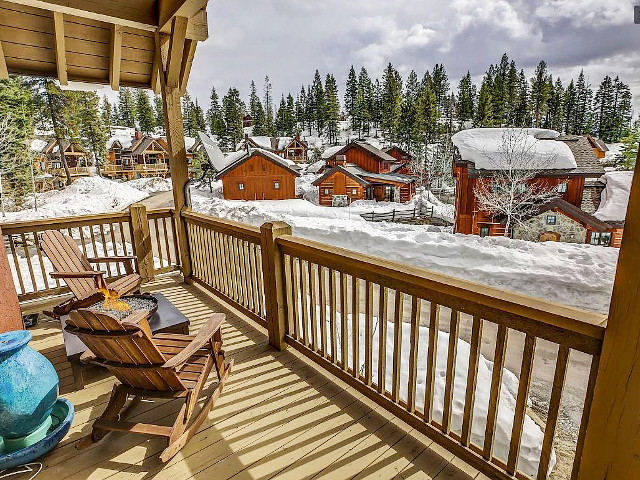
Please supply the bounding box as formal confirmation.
[157,32,192,281]
[260,221,292,351]
[577,155,640,478]
[129,203,154,282]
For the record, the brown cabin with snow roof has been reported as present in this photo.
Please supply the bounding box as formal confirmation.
[215,148,300,200]
[37,139,92,188]
[452,131,606,238]
[104,131,170,180]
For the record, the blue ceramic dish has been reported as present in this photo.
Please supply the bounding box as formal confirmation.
[0,398,74,470]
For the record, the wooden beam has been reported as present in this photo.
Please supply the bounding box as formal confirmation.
[166,16,187,89]
[157,33,191,279]
[179,39,196,95]
[0,41,8,80]
[577,152,640,478]
[3,0,157,32]
[52,11,67,85]
[109,24,123,91]
[158,0,207,33]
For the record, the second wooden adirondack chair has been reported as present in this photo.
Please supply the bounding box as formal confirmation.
[40,230,142,319]
[65,308,232,462]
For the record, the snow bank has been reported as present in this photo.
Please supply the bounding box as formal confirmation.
[126,177,173,194]
[603,143,623,164]
[452,128,576,170]
[0,176,148,222]
[594,171,633,222]
[191,188,617,314]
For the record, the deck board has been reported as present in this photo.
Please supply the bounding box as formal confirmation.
[15,273,478,480]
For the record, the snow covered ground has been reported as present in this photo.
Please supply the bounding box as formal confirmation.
[0,175,619,315]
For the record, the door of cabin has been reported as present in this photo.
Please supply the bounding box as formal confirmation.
[539,231,561,242]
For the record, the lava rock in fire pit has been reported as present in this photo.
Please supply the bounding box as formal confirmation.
[89,296,157,320]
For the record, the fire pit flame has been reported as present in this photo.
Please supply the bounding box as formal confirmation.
[98,287,132,313]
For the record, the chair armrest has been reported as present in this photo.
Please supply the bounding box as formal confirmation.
[121,310,152,329]
[87,256,137,263]
[50,270,106,279]
[163,313,225,369]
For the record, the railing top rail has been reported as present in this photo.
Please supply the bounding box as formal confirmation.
[0,208,173,234]
[277,234,606,355]
[182,210,261,243]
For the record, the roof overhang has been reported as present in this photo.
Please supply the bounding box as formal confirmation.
[0,0,207,93]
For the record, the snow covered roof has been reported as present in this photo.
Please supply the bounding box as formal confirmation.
[594,171,633,223]
[195,132,228,172]
[321,145,343,159]
[276,137,293,150]
[452,128,577,171]
[185,136,196,150]
[30,139,48,152]
[107,134,133,150]
[306,159,326,174]
[215,147,301,180]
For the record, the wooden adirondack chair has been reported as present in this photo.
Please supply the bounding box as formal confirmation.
[65,308,233,462]
[40,230,142,319]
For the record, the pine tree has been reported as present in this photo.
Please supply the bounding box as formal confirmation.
[358,67,374,136]
[297,86,307,132]
[153,95,165,130]
[221,87,244,150]
[489,54,510,125]
[117,87,136,127]
[530,61,551,127]
[372,78,383,131]
[573,70,593,134]
[414,80,437,161]
[312,70,326,134]
[181,92,196,136]
[249,80,266,135]
[79,91,108,173]
[505,60,519,125]
[193,99,206,133]
[545,78,565,132]
[563,80,577,134]
[324,74,340,144]
[593,75,615,140]
[305,85,315,134]
[513,70,531,128]
[101,98,113,130]
[398,70,419,151]
[474,78,493,127]
[275,95,287,137]
[345,66,358,124]
[263,76,275,136]
[285,94,297,135]
[381,63,402,142]
[135,89,155,134]
[456,71,476,126]
[614,77,633,141]
[206,86,225,142]
[431,63,450,116]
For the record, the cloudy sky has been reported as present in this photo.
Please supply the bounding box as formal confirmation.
[184,0,639,113]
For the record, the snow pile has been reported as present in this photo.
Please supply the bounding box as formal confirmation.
[0,176,148,222]
[594,171,633,222]
[126,177,173,194]
[603,143,623,164]
[30,139,48,152]
[302,307,553,478]
[452,128,576,170]
[296,173,319,203]
[191,188,618,314]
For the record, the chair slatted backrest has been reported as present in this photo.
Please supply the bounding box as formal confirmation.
[41,230,98,300]
[67,309,187,392]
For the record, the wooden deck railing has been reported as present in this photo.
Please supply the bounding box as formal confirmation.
[2,206,179,301]
[183,211,266,327]
[177,212,608,480]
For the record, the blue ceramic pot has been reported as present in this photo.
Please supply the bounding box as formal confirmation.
[0,330,59,443]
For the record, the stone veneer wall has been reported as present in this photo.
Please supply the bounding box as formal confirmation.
[513,210,587,244]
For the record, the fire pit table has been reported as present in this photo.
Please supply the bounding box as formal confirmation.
[60,293,190,389]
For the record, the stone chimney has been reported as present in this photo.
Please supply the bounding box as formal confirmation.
[336,154,347,166]
[134,129,143,141]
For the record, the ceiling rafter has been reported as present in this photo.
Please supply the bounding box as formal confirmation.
[109,24,123,91]
[52,11,67,85]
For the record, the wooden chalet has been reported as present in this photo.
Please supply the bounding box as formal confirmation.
[384,145,413,169]
[453,131,606,238]
[6,2,640,480]
[215,148,300,200]
[317,141,418,205]
[37,139,92,185]
[242,113,253,128]
[104,130,170,179]
[238,134,309,163]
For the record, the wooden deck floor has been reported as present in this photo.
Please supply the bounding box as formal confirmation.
[19,274,488,480]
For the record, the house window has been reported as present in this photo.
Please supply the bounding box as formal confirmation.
[557,182,568,193]
[480,227,490,237]
[324,188,330,195]
[352,189,358,195]
[590,232,612,246]
[517,183,527,194]
[546,215,557,225]
[238,183,245,190]
[274,181,280,190]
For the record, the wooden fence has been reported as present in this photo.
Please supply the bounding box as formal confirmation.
[2,205,179,301]
[360,205,436,223]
